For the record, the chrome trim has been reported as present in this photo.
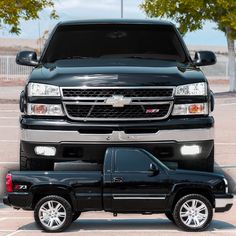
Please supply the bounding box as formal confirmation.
[112,194,166,200]
[215,198,234,208]
[60,86,176,100]
[21,128,214,143]
[223,178,229,193]
[62,101,174,121]
[113,197,166,200]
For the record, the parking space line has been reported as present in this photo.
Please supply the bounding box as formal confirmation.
[5,230,21,236]
[0,117,18,119]
[219,103,236,106]
[0,110,19,113]
[0,140,18,143]
[216,143,236,145]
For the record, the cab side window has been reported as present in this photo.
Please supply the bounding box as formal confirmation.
[115,149,152,172]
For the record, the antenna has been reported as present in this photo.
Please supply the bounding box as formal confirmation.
[121,0,123,18]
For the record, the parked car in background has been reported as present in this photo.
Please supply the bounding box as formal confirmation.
[16,19,216,171]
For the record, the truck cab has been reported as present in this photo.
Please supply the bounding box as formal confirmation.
[17,19,216,171]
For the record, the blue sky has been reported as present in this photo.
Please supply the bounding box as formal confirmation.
[0,0,227,46]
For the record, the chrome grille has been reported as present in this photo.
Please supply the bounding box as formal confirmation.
[61,86,175,121]
[62,87,173,98]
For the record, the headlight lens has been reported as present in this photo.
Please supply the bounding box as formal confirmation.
[175,82,207,96]
[27,103,64,116]
[172,103,208,116]
[28,83,60,97]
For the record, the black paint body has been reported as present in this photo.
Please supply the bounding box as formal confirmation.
[4,148,233,214]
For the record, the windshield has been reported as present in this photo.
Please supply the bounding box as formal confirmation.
[41,24,187,63]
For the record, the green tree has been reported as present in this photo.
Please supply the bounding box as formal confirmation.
[0,0,57,34]
[141,0,236,92]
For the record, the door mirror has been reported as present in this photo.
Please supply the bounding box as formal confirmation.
[193,51,217,66]
[16,51,38,66]
[149,163,159,176]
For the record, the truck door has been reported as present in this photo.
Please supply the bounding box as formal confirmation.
[111,148,171,212]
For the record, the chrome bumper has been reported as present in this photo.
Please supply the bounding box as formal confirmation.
[215,195,234,212]
[21,128,214,143]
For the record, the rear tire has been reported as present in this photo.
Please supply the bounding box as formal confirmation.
[34,195,73,232]
[20,145,54,171]
[72,212,81,222]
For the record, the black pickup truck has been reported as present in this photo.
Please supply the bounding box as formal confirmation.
[4,148,233,232]
[16,19,216,172]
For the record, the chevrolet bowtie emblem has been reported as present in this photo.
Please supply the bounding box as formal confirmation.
[106,95,132,107]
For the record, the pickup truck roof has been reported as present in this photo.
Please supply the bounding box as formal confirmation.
[57,19,174,26]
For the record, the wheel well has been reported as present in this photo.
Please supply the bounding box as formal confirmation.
[32,189,73,209]
[171,188,214,211]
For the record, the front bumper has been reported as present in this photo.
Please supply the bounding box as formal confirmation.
[215,194,234,212]
[21,127,214,163]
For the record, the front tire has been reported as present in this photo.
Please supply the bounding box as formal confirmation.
[173,194,213,231]
[20,145,54,171]
[34,195,73,232]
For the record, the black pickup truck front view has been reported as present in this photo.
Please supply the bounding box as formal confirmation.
[17,19,216,172]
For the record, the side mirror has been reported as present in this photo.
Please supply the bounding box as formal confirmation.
[193,51,216,66]
[16,51,38,66]
[149,163,159,176]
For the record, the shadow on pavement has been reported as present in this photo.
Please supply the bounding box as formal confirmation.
[18,218,236,232]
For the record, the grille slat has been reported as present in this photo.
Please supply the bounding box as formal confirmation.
[62,88,173,98]
[65,104,171,120]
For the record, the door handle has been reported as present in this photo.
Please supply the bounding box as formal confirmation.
[113,177,124,183]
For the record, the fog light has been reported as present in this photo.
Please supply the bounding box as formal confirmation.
[180,145,201,155]
[34,146,56,156]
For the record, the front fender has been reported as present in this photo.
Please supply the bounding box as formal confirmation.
[166,183,214,211]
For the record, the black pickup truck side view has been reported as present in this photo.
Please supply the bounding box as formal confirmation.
[16,19,216,171]
[4,148,233,232]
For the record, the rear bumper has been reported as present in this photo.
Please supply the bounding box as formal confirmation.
[3,193,33,210]
[215,194,234,212]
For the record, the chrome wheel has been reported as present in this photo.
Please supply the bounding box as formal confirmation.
[38,200,67,230]
[180,199,208,228]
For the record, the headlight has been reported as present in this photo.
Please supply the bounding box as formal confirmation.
[27,103,64,116]
[175,82,207,96]
[172,103,208,116]
[28,83,60,97]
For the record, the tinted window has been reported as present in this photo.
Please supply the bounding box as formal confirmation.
[42,24,187,63]
[115,149,151,172]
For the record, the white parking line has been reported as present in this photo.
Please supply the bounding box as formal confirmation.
[0,140,18,143]
[219,103,236,106]
[0,110,19,113]
[5,230,21,236]
[1,229,236,234]
[0,126,18,128]
[216,143,236,145]
[0,117,18,119]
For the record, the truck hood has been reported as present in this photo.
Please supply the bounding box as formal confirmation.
[29,59,206,87]
[169,169,224,184]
